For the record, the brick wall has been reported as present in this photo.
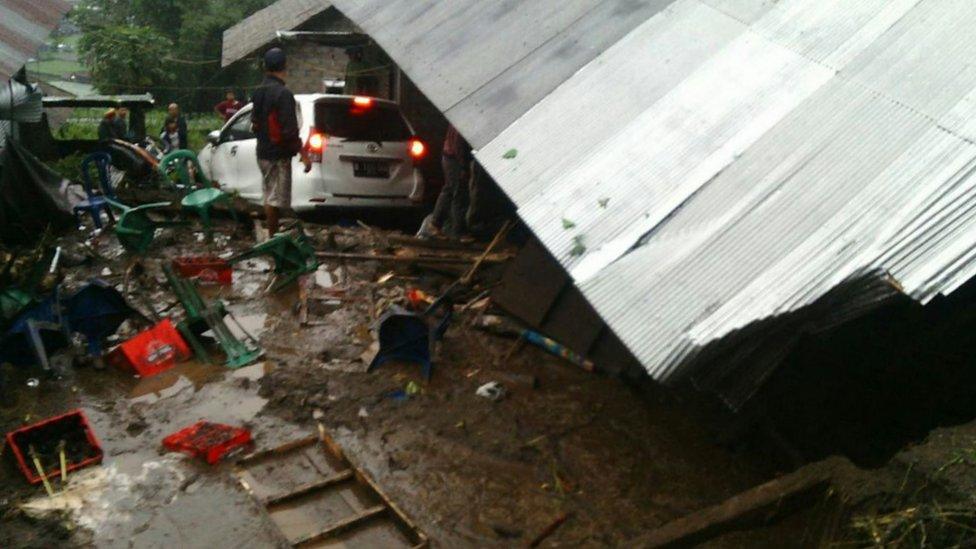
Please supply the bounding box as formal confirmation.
[284,42,348,94]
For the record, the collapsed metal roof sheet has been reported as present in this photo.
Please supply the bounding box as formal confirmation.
[0,80,42,122]
[222,0,349,67]
[0,0,72,81]
[332,0,976,407]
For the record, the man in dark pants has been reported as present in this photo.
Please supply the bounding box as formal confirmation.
[424,125,472,238]
[250,48,310,235]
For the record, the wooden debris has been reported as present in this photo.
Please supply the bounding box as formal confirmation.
[315,251,512,265]
[632,458,843,548]
[528,513,570,547]
[461,220,514,285]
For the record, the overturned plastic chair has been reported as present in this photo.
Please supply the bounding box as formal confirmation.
[367,293,453,381]
[160,149,236,238]
[73,152,116,229]
[158,149,209,193]
[228,231,319,292]
[106,198,183,255]
[163,264,262,368]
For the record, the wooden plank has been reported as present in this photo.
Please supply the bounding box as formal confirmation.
[317,425,429,547]
[292,505,388,546]
[491,238,568,326]
[315,251,512,264]
[539,284,604,357]
[236,435,318,466]
[262,470,355,507]
[632,460,840,548]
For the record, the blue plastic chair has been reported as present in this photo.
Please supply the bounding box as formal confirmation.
[73,152,117,229]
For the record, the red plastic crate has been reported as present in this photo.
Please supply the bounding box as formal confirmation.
[107,319,190,377]
[172,256,232,285]
[6,409,103,485]
[162,421,252,464]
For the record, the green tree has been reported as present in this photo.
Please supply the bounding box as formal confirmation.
[78,25,175,94]
[72,0,276,110]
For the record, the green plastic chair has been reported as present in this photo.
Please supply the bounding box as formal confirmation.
[229,232,319,292]
[159,149,236,239]
[158,149,211,192]
[163,264,262,368]
[106,199,184,255]
[181,187,236,240]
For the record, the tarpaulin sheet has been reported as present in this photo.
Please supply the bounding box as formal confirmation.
[0,139,74,246]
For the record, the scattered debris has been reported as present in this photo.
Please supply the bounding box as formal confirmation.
[569,235,586,257]
[6,410,103,486]
[561,218,576,229]
[171,256,232,286]
[106,319,190,377]
[502,148,518,159]
[476,381,506,401]
[162,421,253,465]
[235,430,428,547]
[528,513,570,548]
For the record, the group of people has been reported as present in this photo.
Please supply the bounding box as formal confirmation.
[160,92,242,153]
[94,46,503,242]
[96,106,132,142]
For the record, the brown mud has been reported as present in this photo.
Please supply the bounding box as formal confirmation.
[3,217,975,548]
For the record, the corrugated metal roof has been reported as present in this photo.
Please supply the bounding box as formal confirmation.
[331,0,976,407]
[0,79,42,122]
[42,94,155,108]
[222,0,347,67]
[0,0,72,81]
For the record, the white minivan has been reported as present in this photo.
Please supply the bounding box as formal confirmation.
[199,94,426,211]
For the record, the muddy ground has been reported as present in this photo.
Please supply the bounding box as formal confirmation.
[2,215,976,548]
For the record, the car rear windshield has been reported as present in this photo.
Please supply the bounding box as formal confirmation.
[314,100,411,142]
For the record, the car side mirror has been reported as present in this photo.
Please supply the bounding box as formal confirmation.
[207,130,221,146]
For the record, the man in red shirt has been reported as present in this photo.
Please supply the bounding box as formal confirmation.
[214,90,244,122]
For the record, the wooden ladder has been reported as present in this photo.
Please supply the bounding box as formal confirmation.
[235,428,428,548]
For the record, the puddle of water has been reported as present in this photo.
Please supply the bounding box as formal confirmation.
[226,312,268,341]
[231,361,275,382]
[128,360,225,403]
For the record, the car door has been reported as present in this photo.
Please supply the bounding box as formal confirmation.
[213,107,263,201]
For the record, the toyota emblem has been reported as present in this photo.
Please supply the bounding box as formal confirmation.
[366,143,380,152]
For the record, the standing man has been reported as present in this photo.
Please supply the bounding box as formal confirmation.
[421,124,472,238]
[162,103,188,151]
[97,108,117,141]
[113,106,132,142]
[214,90,243,122]
[250,48,310,236]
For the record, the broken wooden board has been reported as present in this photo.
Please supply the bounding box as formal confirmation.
[632,457,846,548]
[235,432,428,548]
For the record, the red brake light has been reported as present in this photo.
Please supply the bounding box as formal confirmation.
[408,138,426,159]
[308,132,325,153]
[353,96,373,107]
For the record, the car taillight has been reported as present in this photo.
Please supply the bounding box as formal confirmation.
[353,96,373,107]
[306,131,326,162]
[408,138,426,162]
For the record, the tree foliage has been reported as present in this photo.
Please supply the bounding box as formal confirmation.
[78,25,174,94]
[72,0,276,110]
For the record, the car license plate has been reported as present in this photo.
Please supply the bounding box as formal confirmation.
[353,161,389,178]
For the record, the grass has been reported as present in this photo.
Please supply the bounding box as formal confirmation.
[848,503,976,547]
[30,59,85,77]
